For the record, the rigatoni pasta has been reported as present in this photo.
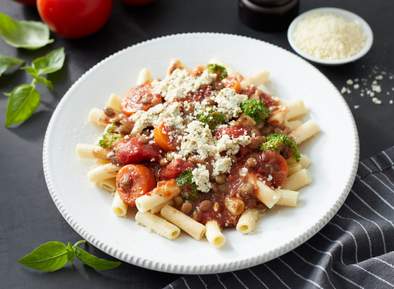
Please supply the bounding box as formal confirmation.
[77,58,320,247]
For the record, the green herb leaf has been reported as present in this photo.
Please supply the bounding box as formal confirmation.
[18,242,69,272]
[241,99,270,123]
[175,170,201,201]
[0,54,24,78]
[196,106,225,130]
[0,13,54,50]
[32,47,65,75]
[260,134,301,162]
[207,63,228,81]
[21,66,54,89]
[75,247,121,270]
[5,84,40,127]
[66,242,75,264]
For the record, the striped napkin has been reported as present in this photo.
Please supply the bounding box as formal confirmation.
[165,146,394,289]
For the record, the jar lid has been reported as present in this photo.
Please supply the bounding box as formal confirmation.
[249,0,292,7]
[238,0,300,32]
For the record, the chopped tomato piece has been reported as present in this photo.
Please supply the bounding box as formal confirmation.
[114,137,162,165]
[116,165,156,206]
[160,159,193,180]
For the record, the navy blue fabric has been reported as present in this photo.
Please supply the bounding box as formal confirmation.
[165,147,394,289]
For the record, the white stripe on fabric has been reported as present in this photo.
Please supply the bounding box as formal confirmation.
[376,172,394,189]
[359,179,394,211]
[328,222,359,263]
[360,161,373,173]
[318,232,346,265]
[373,257,394,269]
[248,269,269,289]
[277,257,323,289]
[371,157,383,172]
[169,284,175,289]
[181,277,192,289]
[292,250,337,289]
[371,173,394,194]
[382,151,394,166]
[263,263,292,289]
[351,189,394,230]
[197,275,208,289]
[231,272,249,289]
[353,264,394,288]
[336,212,373,258]
[304,242,364,289]
[215,274,228,289]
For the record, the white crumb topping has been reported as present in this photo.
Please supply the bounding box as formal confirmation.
[212,157,233,177]
[151,69,215,103]
[240,167,248,177]
[213,88,248,121]
[192,164,211,192]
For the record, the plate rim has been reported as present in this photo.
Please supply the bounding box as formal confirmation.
[42,32,360,274]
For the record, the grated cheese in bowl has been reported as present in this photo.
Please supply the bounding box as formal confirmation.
[287,7,373,65]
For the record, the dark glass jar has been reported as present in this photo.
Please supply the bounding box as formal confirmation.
[238,0,300,32]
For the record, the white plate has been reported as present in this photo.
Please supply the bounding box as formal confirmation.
[43,33,359,274]
[287,7,374,66]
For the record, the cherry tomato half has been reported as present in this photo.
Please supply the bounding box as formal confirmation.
[12,0,36,6]
[117,0,157,5]
[37,0,113,39]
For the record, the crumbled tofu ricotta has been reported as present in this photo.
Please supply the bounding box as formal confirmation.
[192,164,211,192]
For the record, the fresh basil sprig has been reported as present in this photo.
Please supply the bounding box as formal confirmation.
[0,12,54,50]
[18,240,121,272]
[0,55,24,77]
[5,47,65,127]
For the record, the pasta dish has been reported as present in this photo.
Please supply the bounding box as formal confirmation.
[76,58,320,248]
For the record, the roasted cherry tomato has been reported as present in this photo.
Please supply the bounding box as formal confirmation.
[121,83,162,116]
[37,0,113,39]
[154,120,177,152]
[117,0,157,5]
[160,159,193,180]
[12,0,36,5]
[116,165,155,206]
[256,150,288,188]
[221,77,242,94]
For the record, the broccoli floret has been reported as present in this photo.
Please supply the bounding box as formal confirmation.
[98,123,122,149]
[240,99,270,123]
[207,63,228,81]
[175,170,201,201]
[260,134,301,162]
[196,106,225,130]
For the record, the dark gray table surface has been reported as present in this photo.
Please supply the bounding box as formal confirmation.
[1,0,393,288]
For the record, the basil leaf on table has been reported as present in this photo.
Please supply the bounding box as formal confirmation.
[0,13,54,50]
[75,247,121,270]
[31,47,65,75]
[5,84,40,127]
[18,242,69,272]
[18,240,121,272]
[20,66,53,89]
[0,55,24,77]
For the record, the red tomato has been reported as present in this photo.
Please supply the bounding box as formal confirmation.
[12,0,36,5]
[37,0,113,39]
[121,83,162,116]
[117,0,156,5]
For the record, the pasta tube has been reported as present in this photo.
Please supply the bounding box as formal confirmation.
[288,120,321,144]
[135,181,181,213]
[106,94,122,113]
[236,209,263,235]
[206,220,226,248]
[246,174,280,209]
[136,68,152,85]
[135,211,180,240]
[112,191,128,217]
[240,70,270,89]
[275,189,299,207]
[161,205,206,240]
[88,163,121,183]
[97,178,116,193]
[76,144,109,160]
[284,169,312,191]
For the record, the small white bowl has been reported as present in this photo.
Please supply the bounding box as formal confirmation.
[287,7,373,65]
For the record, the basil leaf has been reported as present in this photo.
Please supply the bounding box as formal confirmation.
[0,13,54,50]
[18,242,69,271]
[0,54,24,78]
[32,47,65,75]
[75,247,121,270]
[21,66,53,89]
[5,84,40,127]
[66,242,75,264]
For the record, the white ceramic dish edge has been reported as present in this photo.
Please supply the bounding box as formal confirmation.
[42,32,360,274]
[287,7,374,66]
